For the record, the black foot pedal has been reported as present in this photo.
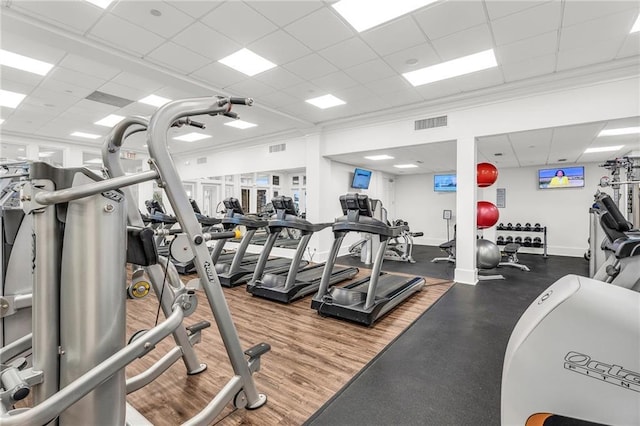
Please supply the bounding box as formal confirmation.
[244,342,271,360]
[186,321,211,335]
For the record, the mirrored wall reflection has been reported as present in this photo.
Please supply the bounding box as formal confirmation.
[82,152,103,171]
[38,146,63,167]
[0,143,27,162]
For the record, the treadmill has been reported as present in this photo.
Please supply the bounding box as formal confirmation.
[246,196,359,303]
[311,193,425,326]
[212,197,308,287]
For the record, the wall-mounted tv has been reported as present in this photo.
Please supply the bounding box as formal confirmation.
[434,174,457,192]
[538,166,585,189]
[351,168,372,189]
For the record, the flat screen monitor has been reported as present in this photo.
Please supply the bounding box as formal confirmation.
[351,168,372,189]
[538,166,585,189]
[434,174,457,192]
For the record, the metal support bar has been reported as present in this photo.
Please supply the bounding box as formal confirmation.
[0,333,32,363]
[126,346,183,394]
[364,238,389,310]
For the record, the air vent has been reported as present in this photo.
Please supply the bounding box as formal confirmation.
[196,157,207,164]
[414,115,447,131]
[269,143,286,153]
[85,91,133,108]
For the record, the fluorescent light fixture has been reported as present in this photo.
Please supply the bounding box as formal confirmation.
[38,151,55,157]
[631,14,640,33]
[598,127,640,137]
[365,154,394,161]
[224,120,257,130]
[394,164,419,168]
[71,131,101,139]
[84,158,103,164]
[403,49,497,87]
[0,49,54,76]
[173,132,211,142]
[0,119,4,126]
[305,94,346,109]
[218,48,276,76]
[18,148,25,152]
[584,145,624,154]
[143,144,148,148]
[94,114,125,127]
[139,94,172,107]
[0,89,26,108]
[85,0,114,9]
[332,0,437,32]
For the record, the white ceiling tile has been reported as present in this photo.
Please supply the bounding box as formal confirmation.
[283,53,339,80]
[344,59,397,84]
[617,32,640,59]
[190,62,247,88]
[311,71,358,91]
[284,7,354,50]
[360,16,426,56]
[431,24,494,61]
[248,30,312,65]
[501,53,557,82]
[58,54,121,81]
[12,1,103,33]
[0,33,67,65]
[254,91,299,109]
[563,1,640,27]
[282,81,323,101]
[559,10,636,51]
[111,1,195,38]
[551,122,602,147]
[254,68,305,90]
[496,31,558,65]
[414,78,461,100]
[46,67,106,91]
[0,78,38,95]
[37,78,94,100]
[200,2,278,45]
[28,86,81,108]
[364,75,413,96]
[89,14,165,56]
[334,85,380,102]
[386,88,425,107]
[455,68,504,92]
[171,22,241,61]
[0,66,46,87]
[146,41,211,74]
[98,81,147,102]
[247,1,324,27]
[485,1,550,21]
[556,39,620,71]
[318,37,378,69]
[383,43,441,73]
[492,1,562,46]
[162,1,222,19]
[414,0,487,40]
[109,72,163,95]
[226,79,277,99]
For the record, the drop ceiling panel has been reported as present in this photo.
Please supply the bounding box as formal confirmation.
[253,91,299,109]
[246,1,324,27]
[617,33,640,59]
[89,14,165,56]
[560,10,636,52]
[501,53,557,83]
[556,39,620,71]
[98,81,147,102]
[562,1,639,27]
[226,78,277,99]
[319,37,378,69]
[414,0,487,41]
[0,66,47,87]
[386,88,425,108]
[383,43,441,73]
[68,99,121,117]
[333,85,380,102]
[37,78,94,101]
[284,8,354,51]
[485,0,549,21]
[360,16,426,57]
[496,31,558,65]
[283,54,339,81]
[57,54,121,81]
[199,2,278,45]
[146,41,211,74]
[431,24,494,61]
[455,68,504,93]
[46,67,106,92]
[254,67,305,91]
[12,1,103,33]
[109,72,163,96]
[171,22,241,62]
[364,75,413,96]
[162,1,221,19]
[248,30,312,65]
[0,78,38,95]
[190,62,247,89]
[111,1,195,39]
[414,79,461,100]
[491,1,562,46]
[0,33,67,64]
[551,123,602,147]
[281,81,323,102]
[311,71,358,92]
[343,59,397,84]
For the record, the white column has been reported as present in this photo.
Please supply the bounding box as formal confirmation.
[455,135,478,285]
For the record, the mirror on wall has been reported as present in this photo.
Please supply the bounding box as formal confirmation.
[38,146,63,167]
[0,143,27,162]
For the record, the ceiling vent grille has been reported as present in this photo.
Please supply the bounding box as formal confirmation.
[414,115,447,131]
[196,157,207,164]
[269,143,286,153]
[85,91,133,108]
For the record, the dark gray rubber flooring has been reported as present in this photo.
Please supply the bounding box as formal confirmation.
[307,245,589,426]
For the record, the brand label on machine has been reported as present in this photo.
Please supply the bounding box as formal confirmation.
[203,261,216,283]
[564,351,640,393]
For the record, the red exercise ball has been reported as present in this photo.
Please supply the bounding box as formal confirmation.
[477,201,499,229]
[477,162,499,187]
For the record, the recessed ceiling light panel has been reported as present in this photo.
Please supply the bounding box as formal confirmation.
[394,164,418,169]
[631,14,640,33]
[94,114,125,127]
[71,131,101,139]
[85,0,114,9]
[598,127,640,137]
[139,94,172,107]
[0,119,4,126]
[332,0,437,32]
[218,48,276,76]
[365,154,394,160]
[584,145,624,154]
[224,120,257,129]
[0,89,27,108]
[305,94,346,109]
[403,49,497,87]
[0,49,54,76]
[173,132,211,142]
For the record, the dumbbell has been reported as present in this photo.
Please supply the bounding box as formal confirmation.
[515,236,523,244]
[497,235,505,245]
[533,237,542,247]
[506,235,514,243]
[523,223,532,231]
[515,223,522,231]
[523,236,532,247]
[497,223,505,230]
[506,223,513,230]
[533,223,542,232]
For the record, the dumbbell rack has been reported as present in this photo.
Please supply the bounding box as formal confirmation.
[496,224,548,258]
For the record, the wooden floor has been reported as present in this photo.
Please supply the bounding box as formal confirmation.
[125,266,452,425]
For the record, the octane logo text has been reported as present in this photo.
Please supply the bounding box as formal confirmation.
[564,351,639,393]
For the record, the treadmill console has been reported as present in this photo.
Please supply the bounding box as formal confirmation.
[272,196,297,216]
[223,197,244,215]
[189,198,202,214]
[340,193,372,217]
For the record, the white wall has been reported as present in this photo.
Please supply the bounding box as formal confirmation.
[395,162,608,257]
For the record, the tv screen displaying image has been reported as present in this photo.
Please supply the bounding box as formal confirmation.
[351,168,372,189]
[434,174,457,192]
[539,166,585,189]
